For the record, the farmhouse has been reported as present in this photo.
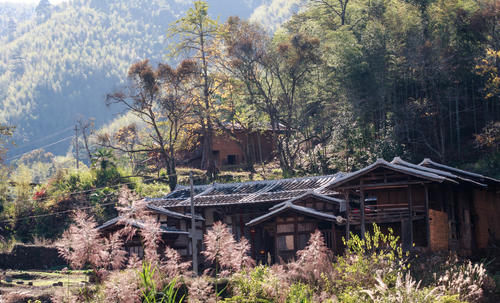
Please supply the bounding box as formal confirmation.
[99,157,500,265]
[179,125,276,168]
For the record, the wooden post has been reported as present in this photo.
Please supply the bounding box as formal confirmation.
[74,125,79,170]
[408,184,413,248]
[424,184,430,250]
[189,171,198,276]
[331,223,337,254]
[274,221,278,264]
[360,184,366,240]
[344,191,350,241]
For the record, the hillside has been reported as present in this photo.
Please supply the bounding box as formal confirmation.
[0,0,291,159]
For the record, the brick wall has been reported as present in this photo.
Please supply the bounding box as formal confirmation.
[429,209,448,251]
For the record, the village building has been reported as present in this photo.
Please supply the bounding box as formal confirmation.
[99,157,500,266]
[179,126,276,168]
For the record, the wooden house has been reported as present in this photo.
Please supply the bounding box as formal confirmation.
[100,157,500,265]
[98,205,203,258]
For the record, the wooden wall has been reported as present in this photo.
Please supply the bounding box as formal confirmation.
[473,189,500,249]
[370,186,425,207]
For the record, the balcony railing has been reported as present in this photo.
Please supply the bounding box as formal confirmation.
[349,203,426,224]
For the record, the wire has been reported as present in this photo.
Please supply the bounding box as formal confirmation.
[0,198,118,224]
[6,135,74,162]
[2,172,207,222]
[9,126,74,151]
[6,175,160,206]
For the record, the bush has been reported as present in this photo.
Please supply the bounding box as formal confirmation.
[437,258,495,303]
[286,283,314,303]
[225,265,287,302]
[328,224,408,294]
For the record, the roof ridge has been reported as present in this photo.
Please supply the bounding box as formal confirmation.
[331,158,446,188]
[393,157,487,187]
[419,158,500,183]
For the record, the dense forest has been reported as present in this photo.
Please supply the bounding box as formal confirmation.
[0,0,270,158]
[0,0,499,244]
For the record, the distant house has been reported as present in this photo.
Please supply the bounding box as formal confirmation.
[99,158,500,265]
[179,125,276,168]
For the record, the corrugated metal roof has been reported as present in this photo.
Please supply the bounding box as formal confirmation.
[156,174,344,208]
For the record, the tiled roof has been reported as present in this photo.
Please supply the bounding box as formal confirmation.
[154,174,344,208]
[331,157,497,189]
[97,216,189,235]
[392,157,487,187]
[149,158,498,209]
[331,158,448,188]
[269,191,346,212]
[418,158,500,186]
[146,204,204,221]
[246,202,342,226]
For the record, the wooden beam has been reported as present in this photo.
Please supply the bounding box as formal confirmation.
[337,181,430,191]
[408,184,414,248]
[424,184,430,250]
[331,223,337,254]
[344,191,350,241]
[360,180,366,239]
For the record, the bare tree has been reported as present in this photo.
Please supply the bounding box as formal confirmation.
[103,60,197,190]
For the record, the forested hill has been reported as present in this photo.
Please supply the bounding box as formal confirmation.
[0,0,280,159]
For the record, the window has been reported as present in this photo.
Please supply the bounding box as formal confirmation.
[277,223,294,233]
[297,223,315,232]
[297,234,309,250]
[227,154,236,165]
[128,246,144,258]
[277,235,294,251]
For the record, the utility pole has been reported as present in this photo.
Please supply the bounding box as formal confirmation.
[74,124,79,169]
[189,171,198,275]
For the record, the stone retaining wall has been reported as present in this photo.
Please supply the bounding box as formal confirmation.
[0,244,66,269]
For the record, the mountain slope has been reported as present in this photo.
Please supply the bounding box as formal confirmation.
[0,0,303,159]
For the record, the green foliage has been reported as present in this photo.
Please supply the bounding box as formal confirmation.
[0,0,196,155]
[285,283,314,303]
[139,262,184,303]
[224,265,284,302]
[329,224,409,293]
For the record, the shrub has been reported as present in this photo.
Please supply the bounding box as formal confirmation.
[330,224,408,293]
[101,269,141,303]
[202,221,254,277]
[437,258,495,303]
[285,282,314,303]
[56,210,126,281]
[225,265,288,302]
[288,230,332,287]
[139,262,184,303]
[362,272,443,303]
[188,276,216,303]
